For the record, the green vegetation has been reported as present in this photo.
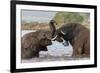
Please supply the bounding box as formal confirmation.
[53,12,89,26]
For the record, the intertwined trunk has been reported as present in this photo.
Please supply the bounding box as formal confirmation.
[49,20,57,38]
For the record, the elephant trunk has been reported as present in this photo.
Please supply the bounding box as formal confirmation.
[49,20,57,39]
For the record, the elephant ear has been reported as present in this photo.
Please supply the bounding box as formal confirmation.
[38,31,46,41]
[21,37,32,49]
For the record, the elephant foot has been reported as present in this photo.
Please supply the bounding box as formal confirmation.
[82,54,90,58]
[72,53,83,58]
[72,53,90,59]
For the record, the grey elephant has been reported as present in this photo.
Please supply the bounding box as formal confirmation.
[50,20,90,58]
[21,30,53,59]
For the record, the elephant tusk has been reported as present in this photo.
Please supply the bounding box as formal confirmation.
[51,35,58,41]
[61,30,66,35]
[61,37,65,43]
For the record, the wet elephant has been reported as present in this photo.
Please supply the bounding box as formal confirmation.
[50,20,90,58]
[21,30,52,59]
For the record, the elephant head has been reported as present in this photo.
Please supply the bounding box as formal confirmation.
[49,20,69,46]
[37,30,52,46]
[21,30,53,59]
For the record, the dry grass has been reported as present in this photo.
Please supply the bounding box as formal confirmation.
[21,22,90,30]
[21,23,50,30]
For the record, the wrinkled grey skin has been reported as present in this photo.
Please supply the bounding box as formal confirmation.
[50,20,90,58]
[21,30,52,59]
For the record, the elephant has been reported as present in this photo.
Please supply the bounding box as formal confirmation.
[21,30,53,59]
[50,20,90,58]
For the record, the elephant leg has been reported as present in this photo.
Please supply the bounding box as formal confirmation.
[82,39,90,58]
[72,48,81,58]
[72,39,83,58]
[32,51,39,58]
[21,48,34,59]
[35,52,39,57]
